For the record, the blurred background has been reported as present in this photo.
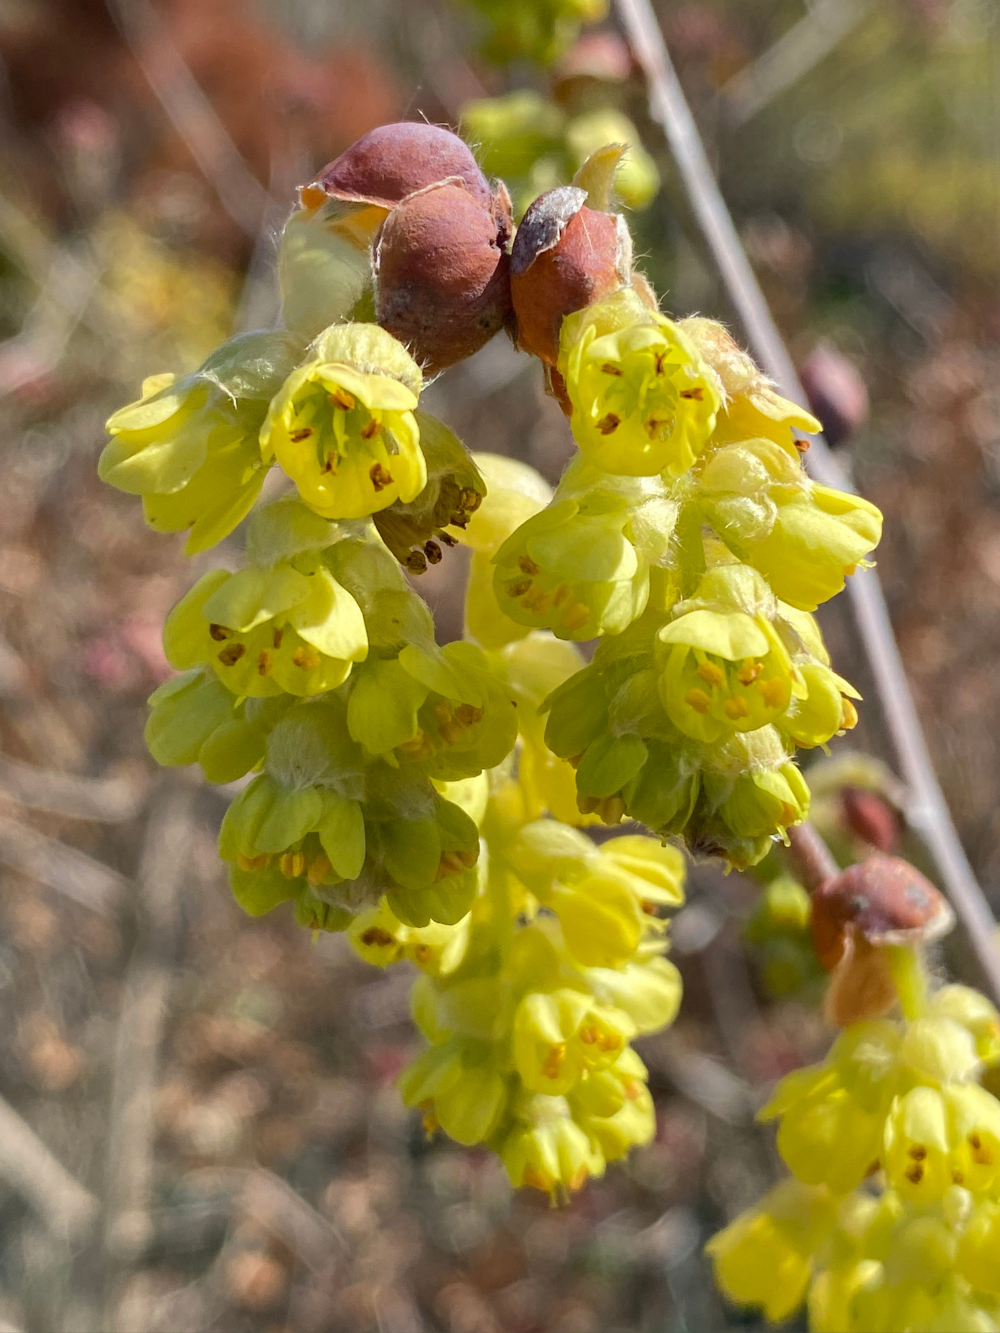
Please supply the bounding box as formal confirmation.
[0,0,997,1328]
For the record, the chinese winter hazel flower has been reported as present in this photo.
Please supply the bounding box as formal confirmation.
[558,288,722,477]
[100,330,301,553]
[261,323,425,519]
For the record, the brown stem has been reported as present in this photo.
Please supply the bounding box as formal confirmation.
[786,821,839,894]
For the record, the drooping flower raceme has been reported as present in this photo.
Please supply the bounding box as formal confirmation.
[102,120,894,1216]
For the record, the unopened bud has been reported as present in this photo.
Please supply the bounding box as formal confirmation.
[308,121,493,211]
[375,180,513,373]
[810,854,954,971]
[841,785,902,853]
[510,186,631,365]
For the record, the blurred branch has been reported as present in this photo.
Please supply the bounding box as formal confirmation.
[714,0,875,127]
[615,0,1000,1006]
[105,0,269,236]
[0,814,127,914]
[104,779,193,1267]
[0,1096,97,1240]
[0,755,148,823]
[787,822,839,892]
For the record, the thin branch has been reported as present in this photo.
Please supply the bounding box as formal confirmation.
[0,755,148,823]
[614,0,1000,1006]
[787,822,839,893]
[0,815,128,914]
[714,0,874,127]
[0,1095,97,1240]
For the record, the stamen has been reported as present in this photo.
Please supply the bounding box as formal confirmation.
[209,623,229,641]
[737,660,762,685]
[684,688,711,714]
[360,927,396,947]
[697,661,725,687]
[680,387,705,401]
[360,419,381,439]
[541,1043,566,1079]
[601,362,623,376]
[236,853,270,872]
[518,556,541,575]
[328,388,355,410]
[289,428,313,442]
[758,677,786,708]
[292,645,321,671]
[217,642,246,667]
[257,651,272,676]
[597,413,621,435]
[369,462,393,491]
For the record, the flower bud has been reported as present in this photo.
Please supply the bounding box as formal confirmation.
[810,855,954,972]
[510,185,631,365]
[374,180,513,373]
[565,110,660,211]
[957,1200,1000,1297]
[308,122,493,212]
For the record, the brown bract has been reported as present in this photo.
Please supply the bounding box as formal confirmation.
[374,180,513,374]
[810,854,954,971]
[309,122,492,211]
[510,186,631,366]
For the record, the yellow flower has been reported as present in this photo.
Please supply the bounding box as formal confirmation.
[558,289,721,477]
[261,323,425,519]
[101,331,301,553]
[655,565,801,744]
[163,558,368,699]
[706,1180,837,1324]
[697,436,883,612]
[498,1092,605,1196]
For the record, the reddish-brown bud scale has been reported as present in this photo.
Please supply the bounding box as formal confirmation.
[809,854,953,971]
[374,180,512,373]
[310,122,492,210]
[510,186,631,365]
[841,785,902,854]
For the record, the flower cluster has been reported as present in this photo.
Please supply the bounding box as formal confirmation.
[709,963,1000,1331]
[494,192,882,864]
[354,772,684,1199]
[101,116,882,1202]
[456,0,607,66]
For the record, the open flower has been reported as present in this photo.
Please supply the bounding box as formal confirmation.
[100,331,302,553]
[260,323,425,519]
[559,288,721,476]
[493,459,677,640]
[697,436,882,612]
[163,556,368,698]
[655,564,801,744]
